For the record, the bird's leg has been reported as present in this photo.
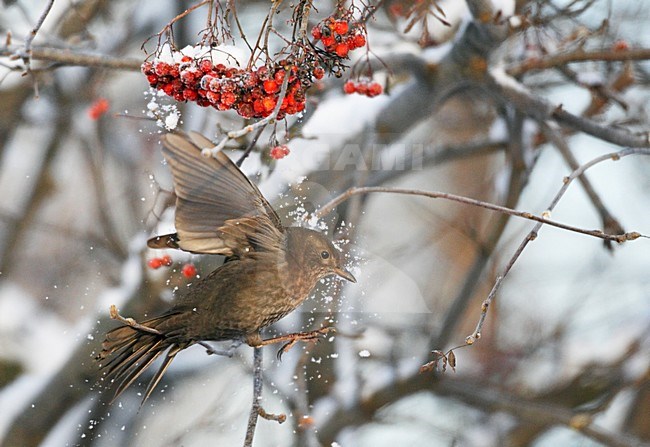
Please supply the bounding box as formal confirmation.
[109,304,162,335]
[198,340,242,358]
[248,327,336,359]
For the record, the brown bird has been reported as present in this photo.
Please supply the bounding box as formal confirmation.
[97,132,355,404]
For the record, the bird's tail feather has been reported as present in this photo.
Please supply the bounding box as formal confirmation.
[96,315,189,405]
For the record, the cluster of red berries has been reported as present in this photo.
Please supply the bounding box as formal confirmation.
[269,145,290,160]
[343,80,383,97]
[142,56,317,119]
[311,18,367,58]
[147,255,198,278]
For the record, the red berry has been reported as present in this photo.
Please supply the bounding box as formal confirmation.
[355,83,368,95]
[333,21,349,35]
[321,36,336,49]
[146,74,158,85]
[245,72,259,88]
[221,91,237,106]
[274,70,286,84]
[155,62,170,76]
[353,34,366,48]
[160,255,173,266]
[343,81,356,94]
[88,98,109,120]
[180,55,192,63]
[253,99,266,114]
[141,61,154,74]
[182,263,197,278]
[270,145,290,160]
[148,258,163,269]
[206,91,221,103]
[261,96,276,112]
[161,83,174,96]
[199,59,213,72]
[335,43,350,57]
[313,66,325,80]
[366,82,383,97]
[389,3,404,17]
[256,66,269,78]
[612,40,629,51]
[263,79,279,94]
[311,26,322,40]
[183,89,198,101]
[238,102,254,118]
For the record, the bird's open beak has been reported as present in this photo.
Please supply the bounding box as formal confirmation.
[334,267,356,283]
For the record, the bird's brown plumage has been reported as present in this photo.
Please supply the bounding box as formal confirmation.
[97,133,355,404]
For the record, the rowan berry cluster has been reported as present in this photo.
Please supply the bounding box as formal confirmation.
[142,53,316,119]
[311,17,367,58]
[147,255,198,278]
[343,80,383,97]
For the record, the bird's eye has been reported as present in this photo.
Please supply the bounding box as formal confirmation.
[320,251,330,259]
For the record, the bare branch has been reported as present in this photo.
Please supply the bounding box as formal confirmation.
[490,68,650,148]
[1,45,142,70]
[508,47,650,76]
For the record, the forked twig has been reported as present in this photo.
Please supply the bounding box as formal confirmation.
[466,147,649,345]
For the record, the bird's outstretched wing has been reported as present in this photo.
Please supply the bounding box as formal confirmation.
[148,132,284,256]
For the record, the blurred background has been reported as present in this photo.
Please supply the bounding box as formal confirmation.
[0,0,649,446]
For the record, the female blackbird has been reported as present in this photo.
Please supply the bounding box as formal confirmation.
[97,132,355,404]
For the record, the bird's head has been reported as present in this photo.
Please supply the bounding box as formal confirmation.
[286,228,356,284]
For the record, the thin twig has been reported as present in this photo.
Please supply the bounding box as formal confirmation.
[22,0,55,73]
[466,146,650,344]
[243,347,264,447]
[315,179,646,244]
[236,125,266,167]
[2,45,142,70]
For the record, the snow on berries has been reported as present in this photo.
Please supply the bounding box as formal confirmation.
[270,145,290,160]
[311,18,367,57]
[142,45,316,120]
[343,80,383,97]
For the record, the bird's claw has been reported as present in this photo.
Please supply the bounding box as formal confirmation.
[273,326,336,360]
